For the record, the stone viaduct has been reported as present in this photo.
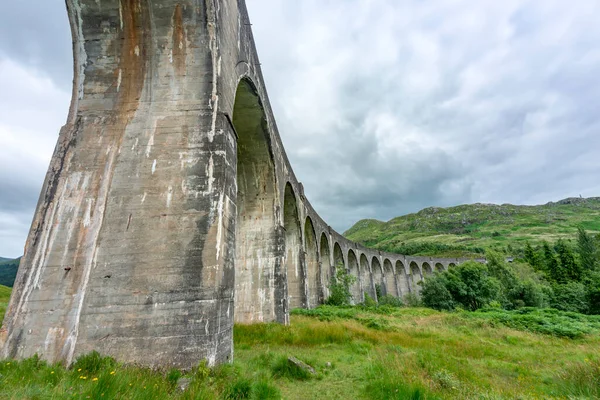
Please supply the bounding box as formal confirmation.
[1,0,473,369]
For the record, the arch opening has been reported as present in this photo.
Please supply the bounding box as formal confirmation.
[409,261,422,294]
[435,263,445,273]
[319,233,331,301]
[360,254,375,300]
[347,250,361,304]
[233,79,280,323]
[371,257,383,301]
[333,243,344,272]
[449,263,456,269]
[383,259,397,297]
[284,183,305,310]
[395,261,408,296]
[304,217,319,308]
[422,262,433,277]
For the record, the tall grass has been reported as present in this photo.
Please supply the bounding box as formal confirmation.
[1,305,600,399]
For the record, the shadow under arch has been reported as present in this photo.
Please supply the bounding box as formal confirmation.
[383,259,397,297]
[371,257,383,301]
[422,262,433,277]
[360,254,375,300]
[304,217,319,308]
[319,233,331,301]
[347,249,361,303]
[395,261,408,296]
[435,262,445,273]
[233,78,283,323]
[284,183,306,310]
[333,242,344,271]
[409,261,422,294]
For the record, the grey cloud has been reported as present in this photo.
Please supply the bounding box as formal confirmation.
[1,0,600,256]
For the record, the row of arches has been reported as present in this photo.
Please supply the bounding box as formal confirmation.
[232,77,459,323]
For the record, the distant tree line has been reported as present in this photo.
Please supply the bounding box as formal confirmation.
[421,228,600,315]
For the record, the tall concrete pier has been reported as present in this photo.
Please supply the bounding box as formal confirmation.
[1,0,467,368]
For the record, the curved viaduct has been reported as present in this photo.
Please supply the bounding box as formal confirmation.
[1,0,469,368]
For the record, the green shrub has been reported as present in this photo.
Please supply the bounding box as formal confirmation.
[377,294,403,308]
[325,268,357,306]
[421,275,454,311]
[363,292,377,307]
[585,271,600,315]
[403,292,422,307]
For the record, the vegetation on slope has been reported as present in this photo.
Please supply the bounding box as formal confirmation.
[1,298,599,399]
[344,197,600,257]
[0,284,10,324]
[0,257,20,287]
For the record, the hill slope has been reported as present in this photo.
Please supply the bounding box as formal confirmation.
[344,197,600,257]
[0,257,20,287]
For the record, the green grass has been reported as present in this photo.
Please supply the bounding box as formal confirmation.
[344,197,600,257]
[2,293,600,399]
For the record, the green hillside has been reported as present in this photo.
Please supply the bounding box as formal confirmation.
[344,197,600,257]
[0,257,20,287]
[0,284,10,323]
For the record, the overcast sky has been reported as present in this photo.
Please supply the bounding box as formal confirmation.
[1,1,599,257]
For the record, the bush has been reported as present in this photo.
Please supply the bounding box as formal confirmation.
[403,292,422,307]
[421,275,454,311]
[325,268,357,306]
[585,271,600,315]
[363,292,377,307]
[377,294,403,307]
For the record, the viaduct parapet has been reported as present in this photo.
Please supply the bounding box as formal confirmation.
[1,0,475,368]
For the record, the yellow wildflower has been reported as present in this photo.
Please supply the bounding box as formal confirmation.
[77,368,82,372]
[92,377,98,381]
[110,370,115,375]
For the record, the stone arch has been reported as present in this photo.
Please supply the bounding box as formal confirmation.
[360,254,375,299]
[319,233,331,301]
[409,261,422,294]
[333,242,345,271]
[234,78,281,323]
[383,259,397,297]
[284,183,305,310]
[435,262,445,273]
[395,261,408,296]
[422,262,433,277]
[449,263,456,269]
[371,257,384,300]
[304,217,319,308]
[347,250,361,303]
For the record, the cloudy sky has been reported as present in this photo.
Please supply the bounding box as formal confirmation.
[1,1,599,257]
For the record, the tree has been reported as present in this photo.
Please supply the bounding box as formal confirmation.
[444,262,502,311]
[577,227,597,272]
[421,274,454,311]
[524,242,542,270]
[542,241,561,282]
[554,239,581,282]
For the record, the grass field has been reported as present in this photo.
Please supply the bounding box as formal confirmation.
[1,284,599,400]
[344,197,600,257]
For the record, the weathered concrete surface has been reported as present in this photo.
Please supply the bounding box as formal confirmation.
[1,0,481,368]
